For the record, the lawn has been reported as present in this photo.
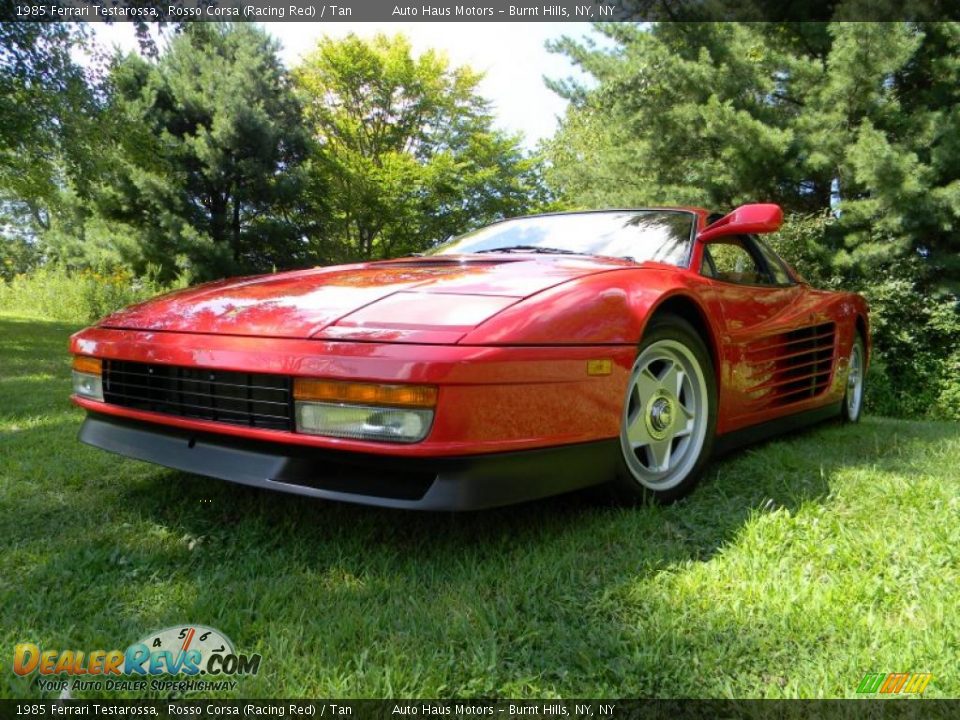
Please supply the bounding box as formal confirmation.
[1,312,957,699]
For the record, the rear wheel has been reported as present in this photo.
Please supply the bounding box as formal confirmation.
[612,315,717,504]
[841,332,865,423]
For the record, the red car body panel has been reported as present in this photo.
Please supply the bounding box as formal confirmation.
[70,206,870,508]
[98,256,636,343]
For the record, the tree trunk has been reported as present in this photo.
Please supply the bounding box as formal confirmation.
[210,192,227,246]
[232,193,241,262]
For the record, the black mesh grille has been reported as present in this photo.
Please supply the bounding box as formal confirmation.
[103,360,294,431]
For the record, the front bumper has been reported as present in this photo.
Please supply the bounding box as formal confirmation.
[70,327,633,456]
[80,413,618,510]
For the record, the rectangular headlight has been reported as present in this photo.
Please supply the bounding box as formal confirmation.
[293,378,437,443]
[71,356,103,402]
[295,402,433,443]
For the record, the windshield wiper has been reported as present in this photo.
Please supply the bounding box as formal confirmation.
[473,245,581,255]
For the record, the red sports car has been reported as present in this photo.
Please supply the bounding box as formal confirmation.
[69,205,869,509]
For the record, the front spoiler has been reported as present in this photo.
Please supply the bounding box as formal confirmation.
[79,413,618,511]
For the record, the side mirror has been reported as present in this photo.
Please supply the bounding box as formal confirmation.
[698,203,783,243]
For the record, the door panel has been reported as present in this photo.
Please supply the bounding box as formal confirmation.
[698,239,838,433]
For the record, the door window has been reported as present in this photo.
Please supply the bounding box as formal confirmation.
[754,237,795,285]
[701,240,771,285]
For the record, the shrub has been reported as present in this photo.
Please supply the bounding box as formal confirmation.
[937,350,960,421]
[846,273,959,419]
[0,235,40,282]
[770,215,960,420]
[0,264,188,324]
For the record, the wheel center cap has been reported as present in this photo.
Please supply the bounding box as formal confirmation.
[645,392,674,440]
[651,398,673,430]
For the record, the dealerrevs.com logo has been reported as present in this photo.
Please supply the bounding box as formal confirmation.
[14,625,261,693]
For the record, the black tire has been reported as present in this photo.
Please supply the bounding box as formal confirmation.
[841,331,866,423]
[610,314,718,505]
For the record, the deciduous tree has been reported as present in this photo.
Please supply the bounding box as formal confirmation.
[294,33,545,262]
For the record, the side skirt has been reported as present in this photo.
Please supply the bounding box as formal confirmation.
[713,402,843,457]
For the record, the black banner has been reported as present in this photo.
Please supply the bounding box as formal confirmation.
[0,700,958,720]
[5,0,960,22]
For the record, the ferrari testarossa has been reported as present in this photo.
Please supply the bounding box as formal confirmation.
[70,205,870,509]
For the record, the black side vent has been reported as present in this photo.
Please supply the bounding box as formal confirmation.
[744,322,837,407]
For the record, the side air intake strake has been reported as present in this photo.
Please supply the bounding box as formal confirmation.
[744,322,836,408]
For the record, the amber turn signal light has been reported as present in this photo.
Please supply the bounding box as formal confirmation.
[72,356,102,376]
[586,359,613,376]
[293,379,438,408]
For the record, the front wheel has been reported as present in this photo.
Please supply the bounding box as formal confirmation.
[612,315,718,504]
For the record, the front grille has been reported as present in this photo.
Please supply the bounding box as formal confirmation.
[103,360,294,431]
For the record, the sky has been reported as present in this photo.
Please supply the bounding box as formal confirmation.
[90,22,607,149]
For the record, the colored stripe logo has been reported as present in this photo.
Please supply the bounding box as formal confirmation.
[857,672,933,694]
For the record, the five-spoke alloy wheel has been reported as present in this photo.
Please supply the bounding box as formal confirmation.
[614,315,717,503]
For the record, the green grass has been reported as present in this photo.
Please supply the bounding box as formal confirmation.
[1,312,958,699]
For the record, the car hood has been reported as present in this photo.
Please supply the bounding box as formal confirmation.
[98,256,636,341]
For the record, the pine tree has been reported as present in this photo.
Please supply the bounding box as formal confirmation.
[87,24,308,280]
[545,22,960,289]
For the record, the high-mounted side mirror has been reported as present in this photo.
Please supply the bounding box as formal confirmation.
[697,203,783,243]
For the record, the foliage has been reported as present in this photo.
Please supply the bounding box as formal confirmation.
[545,22,960,291]
[764,212,841,288]
[0,23,94,223]
[1,26,549,280]
[766,213,960,420]
[938,350,960,421]
[0,202,41,282]
[855,276,960,420]
[546,22,960,419]
[0,237,38,283]
[0,264,187,324]
[293,33,546,262]
[66,24,310,282]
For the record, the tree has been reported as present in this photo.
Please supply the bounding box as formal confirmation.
[0,23,98,244]
[544,22,960,289]
[0,21,191,273]
[294,33,545,262]
[78,24,308,281]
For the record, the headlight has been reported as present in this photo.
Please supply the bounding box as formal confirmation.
[72,356,103,402]
[293,379,437,443]
[295,403,433,443]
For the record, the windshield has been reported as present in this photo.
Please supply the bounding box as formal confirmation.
[430,210,696,266]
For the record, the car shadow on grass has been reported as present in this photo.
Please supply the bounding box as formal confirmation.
[97,416,957,692]
[118,412,919,562]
